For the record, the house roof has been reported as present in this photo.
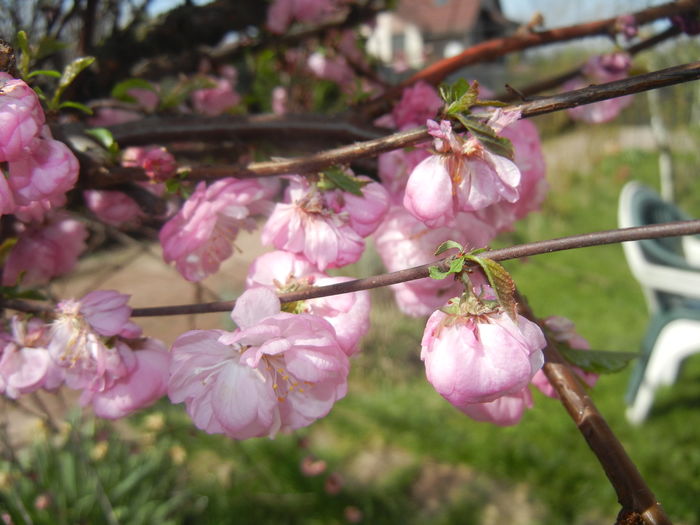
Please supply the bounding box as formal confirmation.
[396,0,482,36]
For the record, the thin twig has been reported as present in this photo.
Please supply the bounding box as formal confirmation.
[3,220,699,317]
[123,219,700,317]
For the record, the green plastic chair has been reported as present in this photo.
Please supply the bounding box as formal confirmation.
[618,182,700,424]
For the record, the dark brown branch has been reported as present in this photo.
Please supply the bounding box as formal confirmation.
[496,25,682,102]
[120,220,700,317]
[359,0,700,118]
[518,296,671,525]
[79,61,700,187]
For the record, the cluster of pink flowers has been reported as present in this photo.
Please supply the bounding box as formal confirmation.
[262,173,388,270]
[0,290,169,419]
[0,73,86,286]
[160,176,279,281]
[0,73,78,212]
[372,82,546,316]
[168,287,350,438]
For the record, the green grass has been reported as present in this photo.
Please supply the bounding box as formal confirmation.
[4,140,700,524]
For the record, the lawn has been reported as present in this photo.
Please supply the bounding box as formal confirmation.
[3,130,700,525]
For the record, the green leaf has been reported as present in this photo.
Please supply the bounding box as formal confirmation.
[85,128,116,150]
[448,257,464,274]
[16,30,30,77]
[434,240,464,256]
[27,69,61,79]
[84,127,120,159]
[439,79,483,116]
[59,100,93,114]
[0,237,17,265]
[466,255,517,320]
[320,167,369,197]
[429,265,451,280]
[559,348,638,374]
[111,78,157,103]
[454,114,514,159]
[52,56,95,107]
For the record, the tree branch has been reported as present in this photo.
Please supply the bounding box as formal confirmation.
[497,25,682,102]
[518,296,671,525]
[114,219,700,316]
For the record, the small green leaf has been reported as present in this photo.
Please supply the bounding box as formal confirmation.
[454,114,514,159]
[111,78,157,103]
[466,255,517,320]
[0,237,18,265]
[434,240,464,256]
[559,348,638,374]
[58,100,93,114]
[16,30,30,77]
[52,56,95,106]
[429,265,451,280]
[27,69,61,79]
[16,31,29,56]
[85,128,116,150]
[448,257,464,273]
[320,167,369,197]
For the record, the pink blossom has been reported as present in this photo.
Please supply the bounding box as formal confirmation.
[391,82,443,131]
[531,316,598,398]
[142,147,177,181]
[615,14,638,40]
[373,206,496,316]
[84,190,144,227]
[267,0,339,33]
[8,137,79,206]
[307,52,354,85]
[325,177,389,237]
[261,176,369,270]
[0,74,45,162]
[127,87,159,112]
[48,290,139,393]
[191,77,240,116]
[564,53,633,123]
[88,108,142,126]
[0,317,61,398]
[78,290,141,338]
[458,387,534,426]
[89,338,170,419]
[403,116,522,227]
[475,118,548,231]
[421,299,545,406]
[2,213,87,286]
[160,177,277,281]
[378,147,431,204]
[122,146,176,182]
[169,288,349,439]
[272,86,288,115]
[12,193,66,223]
[246,250,370,356]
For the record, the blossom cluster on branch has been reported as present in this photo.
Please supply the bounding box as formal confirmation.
[0,0,695,459]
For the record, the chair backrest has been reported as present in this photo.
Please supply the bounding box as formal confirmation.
[618,181,700,313]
